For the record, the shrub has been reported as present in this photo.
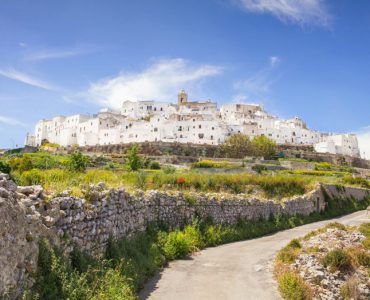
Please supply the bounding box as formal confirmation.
[90,268,135,300]
[277,239,302,263]
[322,249,352,271]
[347,247,370,267]
[162,165,176,174]
[66,151,89,172]
[125,145,142,171]
[0,160,11,174]
[278,272,312,300]
[163,231,191,260]
[148,161,161,170]
[9,155,34,173]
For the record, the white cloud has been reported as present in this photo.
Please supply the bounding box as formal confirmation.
[0,115,27,127]
[86,58,222,109]
[357,126,370,160]
[236,0,331,27]
[25,47,92,61]
[0,68,56,90]
[19,42,27,48]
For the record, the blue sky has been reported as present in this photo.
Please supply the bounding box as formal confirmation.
[0,0,369,157]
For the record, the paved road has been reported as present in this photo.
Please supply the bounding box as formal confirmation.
[139,211,369,300]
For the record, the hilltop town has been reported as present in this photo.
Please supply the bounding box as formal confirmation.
[25,90,360,158]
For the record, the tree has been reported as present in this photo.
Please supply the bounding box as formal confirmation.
[251,135,277,159]
[66,151,89,172]
[126,144,142,171]
[220,133,253,158]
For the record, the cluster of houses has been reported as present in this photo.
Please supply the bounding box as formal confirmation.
[25,90,360,158]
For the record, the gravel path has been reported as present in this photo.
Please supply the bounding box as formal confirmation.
[139,210,369,300]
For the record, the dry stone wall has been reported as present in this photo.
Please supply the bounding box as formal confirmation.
[0,172,369,298]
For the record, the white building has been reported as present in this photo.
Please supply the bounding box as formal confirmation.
[25,90,361,157]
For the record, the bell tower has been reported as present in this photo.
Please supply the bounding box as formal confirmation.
[178,89,188,105]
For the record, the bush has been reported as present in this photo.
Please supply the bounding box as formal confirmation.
[148,161,161,170]
[322,249,352,271]
[347,247,370,267]
[9,155,34,173]
[66,151,89,172]
[0,160,11,174]
[163,231,191,260]
[278,272,312,300]
[162,165,176,174]
[277,239,302,263]
[90,268,135,300]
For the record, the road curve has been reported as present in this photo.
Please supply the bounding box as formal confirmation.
[139,211,369,300]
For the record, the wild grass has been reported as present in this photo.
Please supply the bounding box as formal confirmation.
[12,168,315,199]
[278,272,312,300]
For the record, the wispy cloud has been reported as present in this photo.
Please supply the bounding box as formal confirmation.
[84,58,222,109]
[0,68,56,90]
[236,0,332,27]
[269,56,280,67]
[233,56,281,101]
[0,115,27,127]
[357,126,370,160]
[25,47,93,61]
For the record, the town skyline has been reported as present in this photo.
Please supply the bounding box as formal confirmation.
[0,1,369,158]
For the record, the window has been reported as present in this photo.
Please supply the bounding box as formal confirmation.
[199,125,201,129]
[210,135,213,140]
[198,133,204,139]
[212,127,214,130]
[160,107,163,111]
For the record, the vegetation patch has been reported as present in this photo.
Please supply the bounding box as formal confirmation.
[278,272,312,300]
[275,222,370,300]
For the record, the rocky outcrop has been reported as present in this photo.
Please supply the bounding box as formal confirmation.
[0,172,369,298]
[289,227,369,299]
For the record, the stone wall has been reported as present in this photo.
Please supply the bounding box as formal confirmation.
[0,173,369,298]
